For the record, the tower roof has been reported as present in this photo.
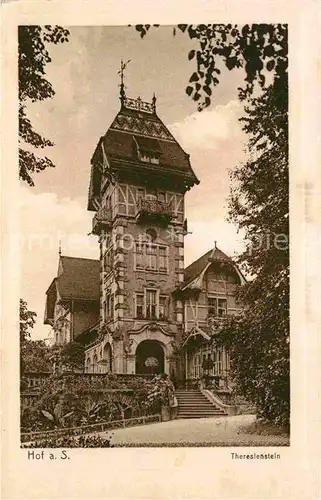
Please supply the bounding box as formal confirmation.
[88,95,199,211]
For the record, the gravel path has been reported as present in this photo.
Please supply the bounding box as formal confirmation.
[96,415,289,447]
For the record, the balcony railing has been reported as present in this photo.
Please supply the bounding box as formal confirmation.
[92,207,112,235]
[136,198,174,224]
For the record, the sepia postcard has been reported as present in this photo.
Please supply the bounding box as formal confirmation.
[1,0,320,499]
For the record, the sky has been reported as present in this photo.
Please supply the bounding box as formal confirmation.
[19,26,249,340]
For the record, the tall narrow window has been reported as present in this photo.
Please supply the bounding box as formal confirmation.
[226,351,230,371]
[136,294,144,319]
[105,294,110,319]
[217,349,222,375]
[159,296,167,320]
[146,290,157,319]
[110,294,114,319]
[194,354,201,378]
[159,246,167,271]
[135,243,144,270]
[147,245,157,270]
[213,351,217,375]
[208,297,217,316]
[218,299,227,317]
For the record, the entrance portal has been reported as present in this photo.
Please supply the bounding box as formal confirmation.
[135,340,164,375]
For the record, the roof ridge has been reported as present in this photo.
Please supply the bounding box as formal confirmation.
[60,255,99,262]
[185,248,213,271]
[185,246,231,269]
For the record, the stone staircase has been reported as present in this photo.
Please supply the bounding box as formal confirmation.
[175,389,227,419]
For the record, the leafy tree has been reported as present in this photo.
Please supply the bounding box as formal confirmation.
[136,24,289,425]
[20,298,37,342]
[212,81,289,426]
[20,299,53,373]
[21,338,52,373]
[135,24,287,110]
[60,341,85,372]
[19,25,70,186]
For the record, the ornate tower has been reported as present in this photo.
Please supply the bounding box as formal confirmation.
[86,86,199,375]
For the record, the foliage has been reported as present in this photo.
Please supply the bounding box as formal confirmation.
[20,299,52,374]
[41,404,74,429]
[60,342,85,372]
[22,433,112,448]
[21,373,164,432]
[135,24,289,425]
[20,299,36,342]
[21,339,52,373]
[135,24,287,110]
[211,81,289,425]
[237,419,290,436]
[19,25,70,186]
[146,374,175,411]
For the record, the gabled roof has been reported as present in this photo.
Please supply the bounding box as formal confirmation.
[182,246,246,290]
[184,247,233,285]
[88,96,199,210]
[44,256,100,325]
[57,256,100,301]
[182,326,211,348]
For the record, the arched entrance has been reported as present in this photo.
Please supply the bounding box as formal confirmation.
[135,340,165,375]
[102,343,112,373]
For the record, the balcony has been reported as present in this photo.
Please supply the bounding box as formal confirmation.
[92,207,112,235]
[136,198,174,226]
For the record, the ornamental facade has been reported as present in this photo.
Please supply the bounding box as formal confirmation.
[44,87,245,387]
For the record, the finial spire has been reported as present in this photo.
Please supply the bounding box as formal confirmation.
[152,92,157,113]
[58,240,62,257]
[118,59,131,104]
[214,240,217,249]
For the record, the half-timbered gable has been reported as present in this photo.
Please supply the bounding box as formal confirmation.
[178,246,246,388]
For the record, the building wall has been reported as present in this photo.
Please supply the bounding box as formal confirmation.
[73,301,100,340]
[88,180,187,375]
[181,262,243,384]
[184,263,242,333]
[52,300,71,345]
[51,298,99,346]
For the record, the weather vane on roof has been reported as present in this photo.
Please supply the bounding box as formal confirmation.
[118,59,131,102]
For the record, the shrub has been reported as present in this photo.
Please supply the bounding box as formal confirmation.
[21,373,165,432]
[22,432,113,448]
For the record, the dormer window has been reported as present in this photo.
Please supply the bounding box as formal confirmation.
[133,136,161,165]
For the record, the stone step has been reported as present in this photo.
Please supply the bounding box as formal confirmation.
[177,399,218,404]
[175,391,201,394]
[177,414,223,419]
[177,402,214,406]
[177,408,224,413]
[178,406,219,411]
[176,397,212,401]
[174,389,227,419]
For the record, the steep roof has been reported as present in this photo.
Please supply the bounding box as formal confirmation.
[57,256,100,301]
[184,247,233,285]
[88,96,199,210]
[44,256,100,324]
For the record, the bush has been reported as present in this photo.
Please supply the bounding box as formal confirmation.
[22,433,112,448]
[21,373,166,432]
